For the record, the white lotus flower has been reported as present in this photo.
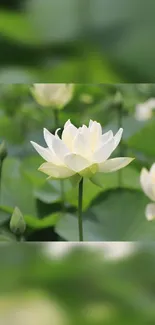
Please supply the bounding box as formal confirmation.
[140,164,155,220]
[31,83,74,109]
[135,98,155,121]
[31,120,134,181]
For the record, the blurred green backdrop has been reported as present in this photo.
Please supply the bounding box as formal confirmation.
[1,243,155,325]
[0,0,155,82]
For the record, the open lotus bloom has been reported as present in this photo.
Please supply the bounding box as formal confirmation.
[31,83,74,109]
[140,164,155,220]
[31,120,134,184]
[135,98,155,121]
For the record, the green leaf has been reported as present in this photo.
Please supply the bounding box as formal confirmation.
[21,156,72,204]
[21,155,46,188]
[34,182,61,204]
[57,189,155,241]
[25,213,60,229]
[127,119,155,157]
[104,116,147,141]
[90,165,140,190]
[56,213,104,241]
[0,205,13,214]
[66,166,140,210]
[0,157,37,216]
[28,0,79,44]
[0,11,40,45]
[89,189,155,241]
[0,230,16,242]
[0,210,10,226]
[0,116,24,144]
[50,53,122,83]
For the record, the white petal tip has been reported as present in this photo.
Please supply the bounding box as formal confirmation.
[64,119,71,128]
[145,204,155,221]
[119,128,123,134]
[30,141,36,147]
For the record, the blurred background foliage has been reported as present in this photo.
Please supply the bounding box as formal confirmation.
[1,243,155,325]
[0,0,155,82]
[0,83,155,241]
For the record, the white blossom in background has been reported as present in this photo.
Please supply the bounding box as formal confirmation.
[0,295,67,325]
[135,98,155,121]
[31,83,74,109]
[140,164,155,220]
[31,120,133,181]
[45,242,134,260]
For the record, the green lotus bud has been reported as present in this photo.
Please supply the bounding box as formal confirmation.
[10,207,26,235]
[0,141,7,162]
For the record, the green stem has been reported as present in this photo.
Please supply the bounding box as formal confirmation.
[0,162,2,202]
[0,156,5,197]
[117,103,123,188]
[53,109,59,130]
[53,109,65,211]
[17,235,25,242]
[0,161,2,185]
[78,178,84,241]
[60,179,65,212]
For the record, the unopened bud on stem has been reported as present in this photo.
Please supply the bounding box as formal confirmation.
[10,207,26,235]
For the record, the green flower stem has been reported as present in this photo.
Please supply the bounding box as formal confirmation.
[60,179,65,212]
[78,178,84,241]
[0,161,2,196]
[0,142,7,195]
[117,100,123,188]
[53,109,59,130]
[0,156,6,199]
[53,109,65,211]
[17,235,25,242]
[0,149,7,231]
